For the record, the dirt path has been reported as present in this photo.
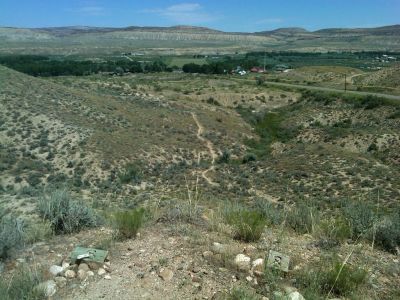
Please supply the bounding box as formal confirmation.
[191,112,219,186]
[234,78,400,100]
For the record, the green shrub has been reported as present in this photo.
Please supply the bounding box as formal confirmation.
[227,287,259,300]
[118,163,142,184]
[206,97,221,106]
[254,199,284,226]
[287,201,319,234]
[113,208,145,239]
[343,201,375,239]
[317,216,352,244]
[225,208,266,242]
[217,150,230,164]
[354,95,383,109]
[0,214,25,259]
[38,189,98,234]
[374,209,400,254]
[23,221,53,244]
[298,256,367,298]
[0,265,46,300]
[242,153,257,164]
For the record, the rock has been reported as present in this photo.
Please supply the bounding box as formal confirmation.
[77,269,87,280]
[159,268,174,281]
[246,276,253,282]
[65,270,76,279]
[103,264,111,273]
[287,291,305,300]
[98,268,107,276]
[36,280,57,297]
[251,258,265,277]
[234,254,251,271]
[49,265,64,276]
[78,263,90,272]
[137,272,145,279]
[243,245,257,255]
[202,251,213,259]
[62,261,70,270]
[54,276,67,288]
[192,266,201,273]
[104,274,111,280]
[87,271,95,277]
[211,242,226,254]
[87,261,101,270]
[191,275,202,283]
[273,291,284,299]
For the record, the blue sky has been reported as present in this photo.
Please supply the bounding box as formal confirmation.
[0,0,399,32]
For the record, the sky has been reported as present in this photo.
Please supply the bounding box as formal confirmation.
[0,0,399,32]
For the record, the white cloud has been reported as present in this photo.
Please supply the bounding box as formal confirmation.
[141,3,217,24]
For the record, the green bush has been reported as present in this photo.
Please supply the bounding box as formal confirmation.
[242,153,257,164]
[374,209,400,254]
[0,214,25,260]
[343,201,375,239]
[317,216,352,244]
[225,208,266,242]
[113,208,145,239]
[23,221,53,244]
[354,95,383,109]
[217,150,231,164]
[118,163,142,184]
[286,201,319,234]
[227,287,259,300]
[298,256,367,298]
[38,189,98,234]
[0,265,46,300]
[254,199,284,226]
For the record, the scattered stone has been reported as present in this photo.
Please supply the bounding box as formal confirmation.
[246,276,253,282]
[251,258,265,277]
[98,268,107,276]
[77,269,87,280]
[243,245,257,255]
[87,261,101,270]
[211,242,226,254]
[54,276,67,288]
[78,263,90,272]
[234,254,251,271]
[192,275,202,283]
[87,271,95,277]
[192,266,201,273]
[202,251,213,259]
[62,261,70,270]
[137,272,145,279]
[104,274,111,280]
[65,270,76,279]
[267,250,290,273]
[159,268,174,281]
[49,265,64,276]
[287,291,305,300]
[37,280,57,297]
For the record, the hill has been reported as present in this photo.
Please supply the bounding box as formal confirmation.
[1,65,400,299]
[1,24,400,55]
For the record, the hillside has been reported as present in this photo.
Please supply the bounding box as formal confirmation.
[1,24,400,55]
[1,66,400,299]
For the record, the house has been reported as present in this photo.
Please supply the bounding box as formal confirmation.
[250,67,265,73]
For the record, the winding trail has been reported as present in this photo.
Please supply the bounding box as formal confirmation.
[191,112,219,186]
